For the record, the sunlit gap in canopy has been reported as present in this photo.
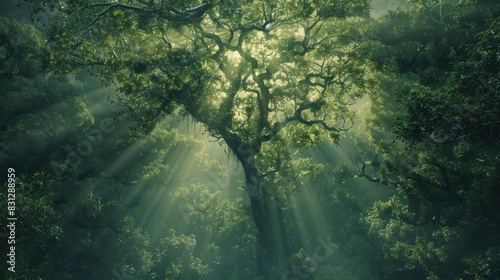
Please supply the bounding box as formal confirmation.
[290,96,369,247]
[135,142,206,241]
[181,119,248,203]
[162,112,364,254]
[75,75,199,242]
[277,137,330,251]
[371,0,408,19]
[90,87,365,249]
[102,115,245,244]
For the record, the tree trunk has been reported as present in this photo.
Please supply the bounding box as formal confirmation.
[223,134,288,275]
[242,154,288,275]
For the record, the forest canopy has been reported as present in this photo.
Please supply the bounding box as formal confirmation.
[24,0,376,266]
[0,0,499,279]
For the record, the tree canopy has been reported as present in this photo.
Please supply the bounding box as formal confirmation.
[352,1,500,278]
[2,0,499,279]
[36,0,372,180]
[27,0,374,267]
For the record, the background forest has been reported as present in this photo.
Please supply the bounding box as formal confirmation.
[0,0,499,279]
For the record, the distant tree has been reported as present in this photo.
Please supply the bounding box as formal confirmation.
[173,183,258,280]
[0,17,95,182]
[26,0,373,269]
[0,16,220,280]
[371,0,500,150]
[0,172,61,280]
[0,171,152,280]
[356,1,500,278]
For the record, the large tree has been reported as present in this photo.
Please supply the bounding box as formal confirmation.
[27,0,372,267]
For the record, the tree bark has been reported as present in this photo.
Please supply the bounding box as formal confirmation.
[222,132,287,275]
[246,165,287,275]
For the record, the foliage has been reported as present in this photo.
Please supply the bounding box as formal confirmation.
[149,230,209,280]
[25,0,374,196]
[371,0,500,149]
[2,0,500,279]
[353,1,500,279]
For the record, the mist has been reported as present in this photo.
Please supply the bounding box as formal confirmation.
[1,1,499,280]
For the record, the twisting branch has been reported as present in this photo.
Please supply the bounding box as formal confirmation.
[76,3,149,32]
[357,160,388,184]
[78,2,211,32]
[261,100,346,142]
[261,153,282,178]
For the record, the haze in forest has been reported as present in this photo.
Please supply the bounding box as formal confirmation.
[0,1,499,280]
